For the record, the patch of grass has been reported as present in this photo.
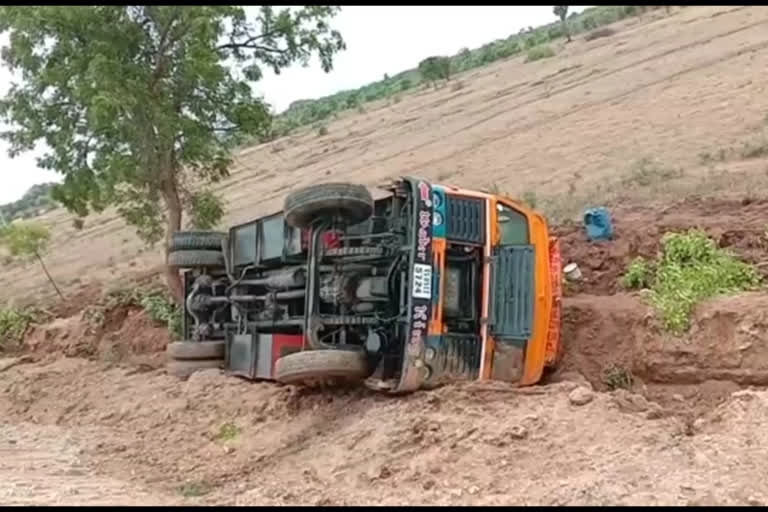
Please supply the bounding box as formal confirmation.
[525,45,555,63]
[602,365,633,390]
[521,190,538,209]
[622,157,684,188]
[215,422,241,442]
[645,231,760,333]
[621,257,654,290]
[178,480,212,498]
[739,138,768,159]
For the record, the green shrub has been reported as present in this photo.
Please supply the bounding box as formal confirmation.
[644,231,760,333]
[140,293,182,339]
[621,257,653,289]
[602,364,633,391]
[0,307,35,349]
[525,45,555,63]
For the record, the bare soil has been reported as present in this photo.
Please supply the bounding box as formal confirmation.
[3,5,768,506]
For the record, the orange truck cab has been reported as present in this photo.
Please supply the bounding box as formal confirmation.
[396,178,563,391]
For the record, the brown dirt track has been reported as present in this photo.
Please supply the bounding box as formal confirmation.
[3,5,768,506]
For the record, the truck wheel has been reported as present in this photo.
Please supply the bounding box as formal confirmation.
[170,231,227,252]
[274,348,369,386]
[283,183,373,229]
[166,359,223,378]
[167,340,225,360]
[168,249,225,269]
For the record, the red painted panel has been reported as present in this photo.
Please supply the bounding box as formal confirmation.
[271,334,304,376]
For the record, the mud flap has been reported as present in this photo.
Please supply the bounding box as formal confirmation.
[491,342,525,382]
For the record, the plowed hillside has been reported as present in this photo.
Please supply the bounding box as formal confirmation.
[3,5,768,304]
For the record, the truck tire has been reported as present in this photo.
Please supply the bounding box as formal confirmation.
[274,348,369,385]
[168,249,224,268]
[283,183,373,229]
[166,340,226,360]
[170,231,227,252]
[166,359,223,378]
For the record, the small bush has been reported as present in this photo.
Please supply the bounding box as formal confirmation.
[525,45,555,63]
[740,138,768,159]
[0,308,35,350]
[140,293,182,339]
[584,27,616,42]
[621,257,653,289]
[179,481,212,498]
[317,124,328,137]
[72,218,85,230]
[602,365,633,390]
[215,422,241,442]
[521,190,538,209]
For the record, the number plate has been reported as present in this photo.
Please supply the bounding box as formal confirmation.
[412,263,433,299]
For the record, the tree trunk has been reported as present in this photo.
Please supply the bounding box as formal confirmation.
[161,173,184,304]
[35,250,65,300]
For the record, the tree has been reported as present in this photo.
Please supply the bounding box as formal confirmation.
[0,6,346,301]
[418,56,452,87]
[553,5,571,43]
[0,222,64,300]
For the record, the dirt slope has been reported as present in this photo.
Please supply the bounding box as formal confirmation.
[4,5,768,304]
[2,357,768,506]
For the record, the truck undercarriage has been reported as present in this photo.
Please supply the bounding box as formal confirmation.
[168,176,559,392]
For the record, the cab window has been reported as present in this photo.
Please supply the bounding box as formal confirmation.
[496,203,529,245]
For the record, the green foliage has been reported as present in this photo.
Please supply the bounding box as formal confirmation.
[602,364,633,391]
[621,257,653,289]
[0,182,57,222]
[215,422,241,442]
[188,190,225,231]
[139,292,182,339]
[85,286,181,338]
[0,307,35,349]
[418,56,452,84]
[0,6,345,247]
[636,231,761,333]
[525,45,556,63]
[178,481,212,498]
[0,221,50,258]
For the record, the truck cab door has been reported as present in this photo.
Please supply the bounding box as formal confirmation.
[487,202,535,382]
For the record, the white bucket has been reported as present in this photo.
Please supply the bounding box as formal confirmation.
[563,262,582,281]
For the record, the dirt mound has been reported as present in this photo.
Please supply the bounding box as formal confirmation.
[555,197,768,296]
[3,357,768,505]
[557,291,768,416]
[23,305,169,366]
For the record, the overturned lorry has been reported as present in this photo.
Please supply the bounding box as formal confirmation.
[166,177,563,392]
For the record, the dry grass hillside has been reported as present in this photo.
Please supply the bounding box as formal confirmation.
[3,5,768,303]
